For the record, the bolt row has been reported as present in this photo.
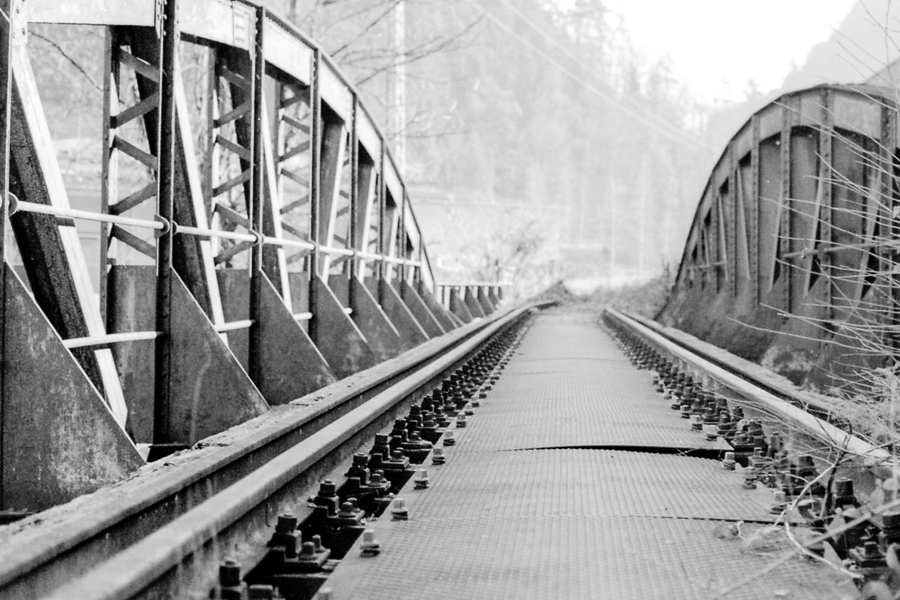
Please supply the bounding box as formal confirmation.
[602,313,900,588]
[212,319,530,600]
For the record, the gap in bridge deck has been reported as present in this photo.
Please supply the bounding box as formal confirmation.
[323,309,848,600]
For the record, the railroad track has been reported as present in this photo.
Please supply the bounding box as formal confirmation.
[0,303,544,600]
[603,308,900,596]
[5,303,900,599]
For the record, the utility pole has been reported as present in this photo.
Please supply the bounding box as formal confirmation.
[393,0,406,174]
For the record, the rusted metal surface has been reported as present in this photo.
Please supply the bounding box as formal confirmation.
[27,306,536,600]
[660,84,900,391]
[377,278,429,347]
[350,276,404,362]
[324,311,844,600]
[0,307,517,599]
[311,274,377,378]
[2,269,142,511]
[399,279,445,337]
[0,0,501,513]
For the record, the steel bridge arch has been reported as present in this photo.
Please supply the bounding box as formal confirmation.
[0,0,503,511]
[659,84,899,391]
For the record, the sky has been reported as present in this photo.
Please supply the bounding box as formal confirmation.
[602,0,859,103]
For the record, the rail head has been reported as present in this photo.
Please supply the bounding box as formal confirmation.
[0,301,550,598]
[604,308,891,465]
[36,302,547,600]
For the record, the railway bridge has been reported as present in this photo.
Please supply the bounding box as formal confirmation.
[0,2,897,599]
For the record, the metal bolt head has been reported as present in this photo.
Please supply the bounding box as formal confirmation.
[391,497,409,520]
[276,513,297,533]
[318,480,337,497]
[248,584,275,600]
[360,528,381,556]
[299,541,316,558]
[312,534,324,552]
[722,452,735,470]
[414,468,429,489]
[219,559,242,587]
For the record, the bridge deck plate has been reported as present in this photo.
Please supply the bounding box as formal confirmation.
[324,311,846,600]
[455,313,727,453]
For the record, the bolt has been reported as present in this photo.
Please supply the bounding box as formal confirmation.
[722,451,735,470]
[248,584,275,600]
[456,412,467,428]
[464,402,475,415]
[704,424,718,441]
[391,498,409,521]
[318,480,337,497]
[414,468,430,489]
[316,588,334,600]
[690,414,703,431]
[770,490,787,514]
[276,513,297,533]
[743,467,758,489]
[432,447,446,465]
[219,559,242,587]
[312,534,325,552]
[443,430,456,446]
[298,541,316,559]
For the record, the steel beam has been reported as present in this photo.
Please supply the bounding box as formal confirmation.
[8,41,128,425]
[2,268,142,511]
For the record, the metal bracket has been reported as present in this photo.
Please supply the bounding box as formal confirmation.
[11,0,25,47]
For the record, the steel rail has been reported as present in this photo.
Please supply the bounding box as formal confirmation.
[44,303,541,600]
[0,304,540,600]
[604,308,891,464]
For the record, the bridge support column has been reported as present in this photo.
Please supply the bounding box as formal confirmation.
[311,274,377,378]
[477,286,495,315]
[399,279,445,337]
[372,277,428,348]
[2,267,143,512]
[464,286,487,319]
[449,287,474,323]
[417,280,460,331]
[348,275,403,360]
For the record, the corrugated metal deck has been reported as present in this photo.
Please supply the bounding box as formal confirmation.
[323,311,848,599]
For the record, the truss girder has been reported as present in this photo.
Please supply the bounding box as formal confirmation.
[0,0,504,512]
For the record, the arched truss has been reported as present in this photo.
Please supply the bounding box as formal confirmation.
[0,0,504,511]
[659,84,899,388]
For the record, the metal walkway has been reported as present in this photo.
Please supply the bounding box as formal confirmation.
[323,309,847,600]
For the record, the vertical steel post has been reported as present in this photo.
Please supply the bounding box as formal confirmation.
[307,48,322,342]
[376,142,387,301]
[398,189,407,284]
[780,103,792,310]
[99,30,117,323]
[248,6,265,383]
[820,89,834,321]
[348,95,359,313]
[750,114,760,305]
[879,102,897,352]
[154,0,178,446]
[0,0,16,504]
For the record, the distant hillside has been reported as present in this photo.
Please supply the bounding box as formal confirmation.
[781,0,900,91]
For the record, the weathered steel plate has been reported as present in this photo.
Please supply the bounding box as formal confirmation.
[455,314,728,453]
[325,314,846,600]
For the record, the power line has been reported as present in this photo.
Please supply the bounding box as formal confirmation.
[467,0,714,154]
[488,0,683,126]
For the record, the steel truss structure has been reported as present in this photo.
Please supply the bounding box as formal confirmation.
[0,0,503,513]
[660,84,900,390]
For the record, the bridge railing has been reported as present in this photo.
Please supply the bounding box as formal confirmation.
[659,83,899,392]
[0,0,503,512]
